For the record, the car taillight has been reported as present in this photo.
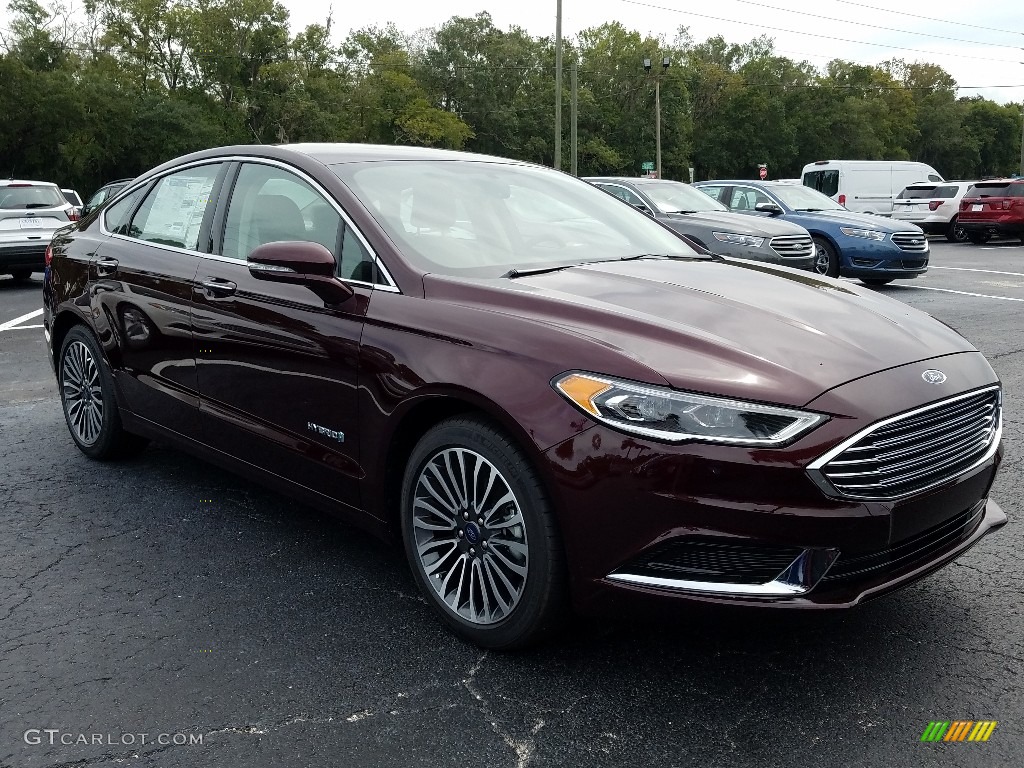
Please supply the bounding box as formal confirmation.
[44,244,53,267]
[838,194,846,206]
[1002,200,1012,210]
[928,200,943,211]
[67,209,79,222]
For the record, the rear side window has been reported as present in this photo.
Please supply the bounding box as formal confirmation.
[803,170,839,197]
[0,184,66,209]
[1013,185,1024,198]
[127,165,220,250]
[104,188,146,234]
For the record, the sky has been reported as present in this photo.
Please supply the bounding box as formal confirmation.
[2,0,1022,103]
[290,0,1024,105]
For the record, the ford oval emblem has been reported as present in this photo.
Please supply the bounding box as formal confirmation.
[922,369,947,385]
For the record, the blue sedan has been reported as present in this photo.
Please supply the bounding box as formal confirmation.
[694,181,929,284]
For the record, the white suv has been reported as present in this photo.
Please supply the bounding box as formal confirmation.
[0,180,78,279]
[892,181,978,242]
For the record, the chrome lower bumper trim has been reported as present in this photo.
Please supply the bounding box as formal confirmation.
[607,547,840,597]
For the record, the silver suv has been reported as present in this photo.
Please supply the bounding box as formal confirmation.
[0,180,78,279]
[892,181,978,243]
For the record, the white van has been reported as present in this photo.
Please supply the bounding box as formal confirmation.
[801,160,944,216]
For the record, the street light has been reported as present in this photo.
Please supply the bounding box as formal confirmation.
[644,57,670,179]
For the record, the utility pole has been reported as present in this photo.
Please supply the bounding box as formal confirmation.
[644,57,670,179]
[554,0,562,171]
[570,59,578,176]
[1019,101,1023,176]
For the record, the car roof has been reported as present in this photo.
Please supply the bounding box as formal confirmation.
[696,180,784,186]
[585,177,685,185]
[0,179,60,187]
[284,143,528,166]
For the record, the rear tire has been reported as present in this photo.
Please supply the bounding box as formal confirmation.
[966,232,991,245]
[945,217,967,243]
[401,417,568,649]
[10,269,32,280]
[58,326,149,460]
[812,237,840,277]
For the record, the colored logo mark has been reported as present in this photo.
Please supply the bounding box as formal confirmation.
[920,721,997,742]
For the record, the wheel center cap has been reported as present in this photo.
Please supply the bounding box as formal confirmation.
[464,522,481,544]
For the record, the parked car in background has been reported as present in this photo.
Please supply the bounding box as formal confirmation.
[892,181,978,242]
[61,188,84,215]
[695,180,929,285]
[774,178,802,185]
[957,179,1024,244]
[44,143,1004,648]
[81,178,133,216]
[802,160,943,216]
[0,179,79,279]
[586,177,814,269]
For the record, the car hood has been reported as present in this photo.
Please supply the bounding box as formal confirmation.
[424,259,976,408]
[789,209,923,233]
[664,210,806,236]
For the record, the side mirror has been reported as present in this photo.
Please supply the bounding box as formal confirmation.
[631,202,654,216]
[754,202,783,215]
[248,241,354,305]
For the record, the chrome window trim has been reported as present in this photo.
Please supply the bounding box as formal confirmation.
[608,547,839,597]
[806,385,1002,502]
[99,155,401,294]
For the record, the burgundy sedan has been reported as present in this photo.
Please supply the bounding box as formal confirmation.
[43,144,1005,648]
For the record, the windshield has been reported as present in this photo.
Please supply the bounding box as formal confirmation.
[639,181,728,213]
[772,185,846,211]
[333,161,698,277]
[0,184,66,209]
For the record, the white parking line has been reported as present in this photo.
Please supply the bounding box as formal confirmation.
[931,266,1024,278]
[0,308,43,331]
[890,285,1024,302]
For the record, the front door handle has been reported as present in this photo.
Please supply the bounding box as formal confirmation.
[96,257,119,276]
[200,278,237,298]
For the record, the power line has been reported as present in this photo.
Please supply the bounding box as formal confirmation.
[827,0,1024,37]
[621,0,1024,64]
[723,0,1021,50]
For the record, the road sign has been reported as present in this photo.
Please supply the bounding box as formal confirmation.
[641,161,655,171]
[759,166,768,180]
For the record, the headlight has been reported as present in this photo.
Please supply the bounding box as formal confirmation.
[553,372,826,445]
[839,227,885,241]
[713,232,765,248]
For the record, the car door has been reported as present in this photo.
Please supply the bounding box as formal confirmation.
[191,159,381,511]
[91,162,226,439]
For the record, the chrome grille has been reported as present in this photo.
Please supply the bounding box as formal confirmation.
[891,232,928,252]
[769,234,814,260]
[811,387,1001,501]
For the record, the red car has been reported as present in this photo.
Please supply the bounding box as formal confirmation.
[43,144,1005,648]
[958,179,1024,244]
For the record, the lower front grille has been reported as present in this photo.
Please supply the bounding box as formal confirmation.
[901,259,927,269]
[622,538,803,585]
[769,234,814,260]
[823,504,985,583]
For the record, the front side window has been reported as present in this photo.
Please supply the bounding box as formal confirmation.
[803,170,839,197]
[596,184,645,208]
[127,165,220,250]
[333,160,697,278]
[728,187,772,212]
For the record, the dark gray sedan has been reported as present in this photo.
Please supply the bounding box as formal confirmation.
[587,177,814,269]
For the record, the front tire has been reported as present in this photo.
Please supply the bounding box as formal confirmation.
[946,217,967,243]
[59,326,149,460]
[812,237,840,277]
[401,417,567,649]
[967,231,991,245]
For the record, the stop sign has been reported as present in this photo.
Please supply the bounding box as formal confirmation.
[759,166,768,180]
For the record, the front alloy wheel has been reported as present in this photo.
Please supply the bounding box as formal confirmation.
[812,237,839,277]
[401,417,567,649]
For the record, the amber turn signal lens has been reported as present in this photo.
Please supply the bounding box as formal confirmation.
[555,374,612,416]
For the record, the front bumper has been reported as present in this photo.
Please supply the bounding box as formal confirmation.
[543,353,1003,617]
[836,236,928,279]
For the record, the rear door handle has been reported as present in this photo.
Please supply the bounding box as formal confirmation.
[200,278,237,298]
[96,257,118,276]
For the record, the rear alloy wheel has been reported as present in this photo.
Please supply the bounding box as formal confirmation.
[59,326,148,459]
[812,237,840,277]
[401,417,567,649]
[10,269,32,280]
[967,231,991,245]
[946,217,968,243]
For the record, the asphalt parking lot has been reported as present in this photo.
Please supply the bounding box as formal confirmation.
[1,240,1022,768]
